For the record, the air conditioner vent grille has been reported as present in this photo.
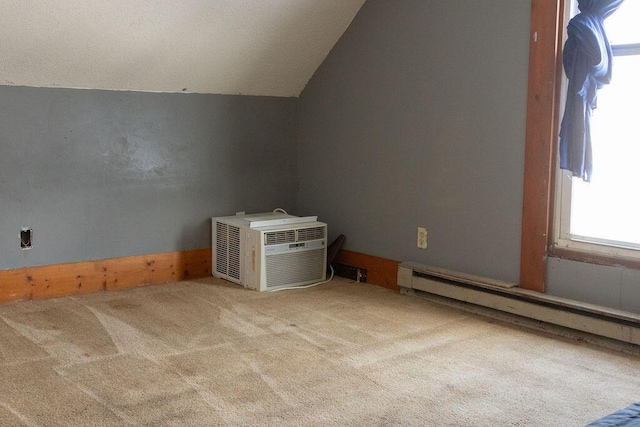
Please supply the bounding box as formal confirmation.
[266,248,325,288]
[297,226,325,242]
[265,230,296,245]
[264,226,326,246]
[215,221,241,280]
[228,225,241,280]
[215,222,228,276]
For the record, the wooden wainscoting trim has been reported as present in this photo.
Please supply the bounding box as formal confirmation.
[0,248,211,304]
[334,249,400,291]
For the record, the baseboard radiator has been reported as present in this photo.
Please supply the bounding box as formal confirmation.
[398,262,640,346]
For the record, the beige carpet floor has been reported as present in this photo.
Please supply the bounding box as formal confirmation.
[0,276,639,426]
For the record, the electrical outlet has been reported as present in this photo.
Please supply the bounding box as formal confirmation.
[21,228,32,250]
[417,227,427,249]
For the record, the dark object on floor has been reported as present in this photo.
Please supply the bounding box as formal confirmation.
[586,402,640,426]
[332,262,367,283]
[326,234,345,270]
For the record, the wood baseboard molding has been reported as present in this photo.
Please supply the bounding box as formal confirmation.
[334,249,400,291]
[0,248,211,304]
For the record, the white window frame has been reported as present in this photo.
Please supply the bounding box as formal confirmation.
[552,0,640,262]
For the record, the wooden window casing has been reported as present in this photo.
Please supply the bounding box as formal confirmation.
[520,0,566,292]
[520,0,640,292]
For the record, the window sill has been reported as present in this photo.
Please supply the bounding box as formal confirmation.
[549,245,640,270]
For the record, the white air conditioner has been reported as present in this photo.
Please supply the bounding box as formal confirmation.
[212,212,327,291]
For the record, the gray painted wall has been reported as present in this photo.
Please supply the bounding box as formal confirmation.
[0,86,297,270]
[547,259,640,314]
[296,0,640,313]
[298,0,531,284]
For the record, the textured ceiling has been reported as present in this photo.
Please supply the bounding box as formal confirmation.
[0,0,365,97]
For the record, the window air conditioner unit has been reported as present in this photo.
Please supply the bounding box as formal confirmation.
[212,212,327,291]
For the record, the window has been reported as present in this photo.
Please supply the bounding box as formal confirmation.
[553,0,640,261]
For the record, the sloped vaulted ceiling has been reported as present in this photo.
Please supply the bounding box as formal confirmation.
[0,0,365,97]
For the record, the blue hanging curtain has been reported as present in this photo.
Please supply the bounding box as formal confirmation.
[558,0,624,182]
